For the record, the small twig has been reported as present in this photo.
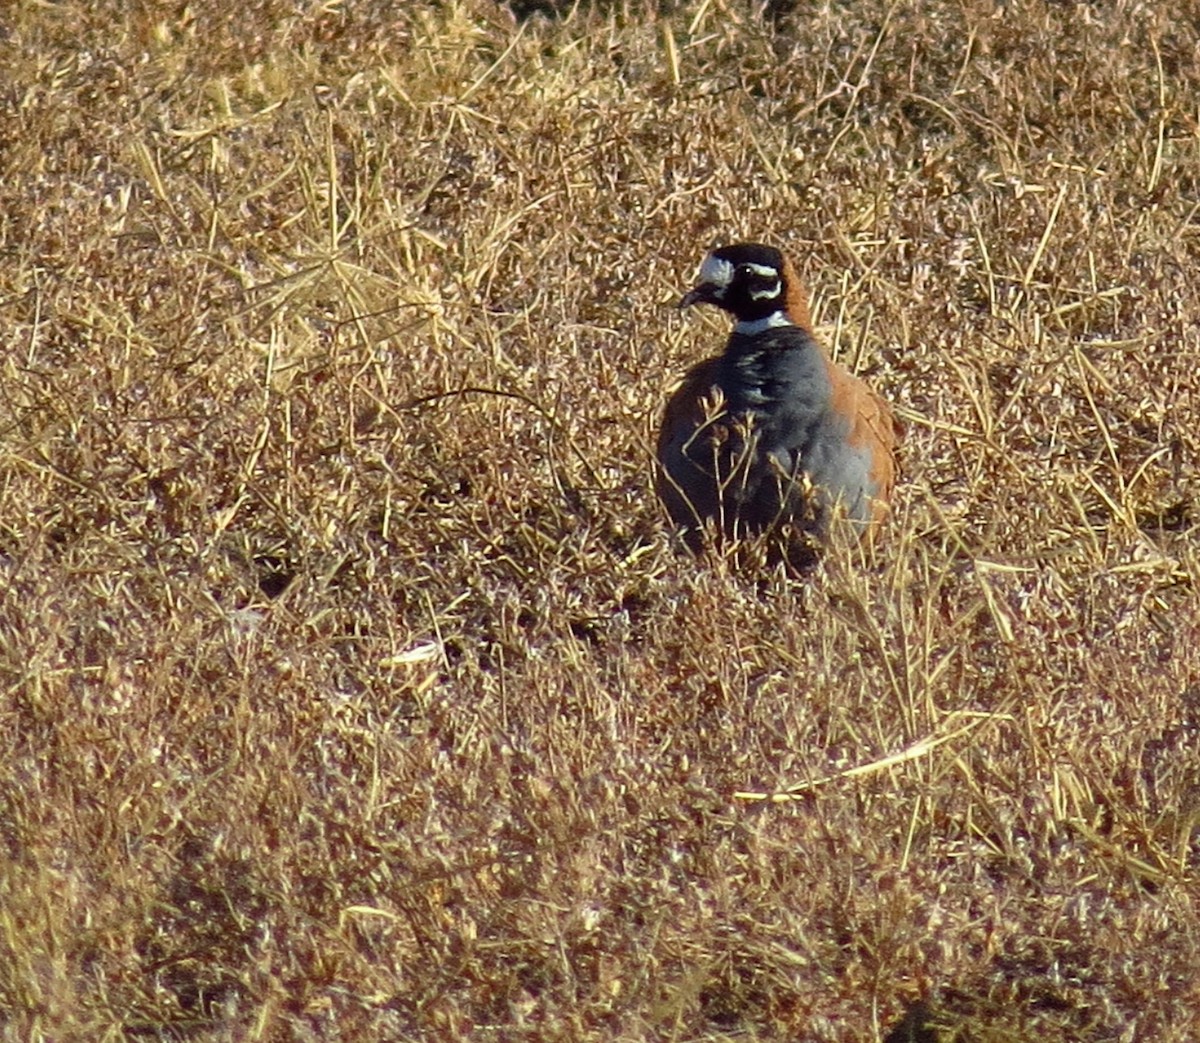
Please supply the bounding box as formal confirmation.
[734,712,1009,802]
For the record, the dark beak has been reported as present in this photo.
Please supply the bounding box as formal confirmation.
[677,284,715,309]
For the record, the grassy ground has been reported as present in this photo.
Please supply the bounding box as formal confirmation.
[2,0,1200,1039]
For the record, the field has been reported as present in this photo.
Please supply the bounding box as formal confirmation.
[3,0,1200,1039]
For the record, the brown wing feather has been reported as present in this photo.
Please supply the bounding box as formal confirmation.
[824,356,899,531]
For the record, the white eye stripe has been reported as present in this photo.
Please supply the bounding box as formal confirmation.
[742,262,780,278]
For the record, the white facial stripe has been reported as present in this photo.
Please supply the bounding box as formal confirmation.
[698,254,735,290]
[735,311,793,335]
[748,280,781,301]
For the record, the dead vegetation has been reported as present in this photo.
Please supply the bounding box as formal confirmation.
[2,0,1199,1038]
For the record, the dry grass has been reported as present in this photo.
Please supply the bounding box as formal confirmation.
[2,0,1200,1039]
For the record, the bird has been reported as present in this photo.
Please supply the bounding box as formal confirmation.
[655,242,898,571]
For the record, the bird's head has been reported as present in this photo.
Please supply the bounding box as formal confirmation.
[679,242,812,333]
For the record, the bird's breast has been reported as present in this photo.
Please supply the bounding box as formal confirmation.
[720,335,832,428]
